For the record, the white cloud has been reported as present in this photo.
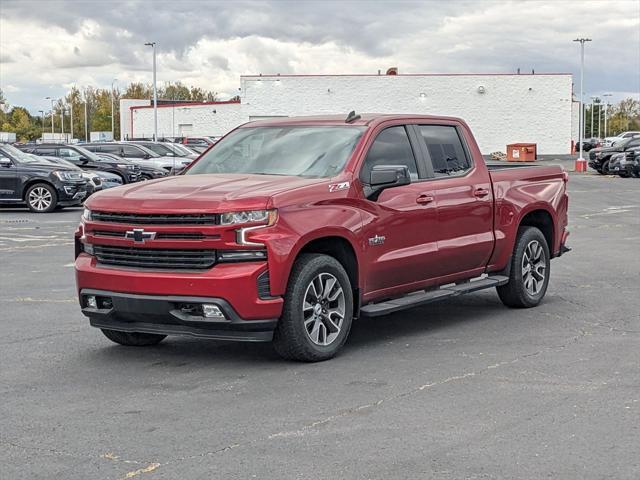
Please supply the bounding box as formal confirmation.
[0,0,638,112]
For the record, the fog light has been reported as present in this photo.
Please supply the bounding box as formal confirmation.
[202,304,225,319]
[86,295,97,309]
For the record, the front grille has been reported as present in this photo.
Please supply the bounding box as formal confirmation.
[92,211,218,225]
[93,245,216,269]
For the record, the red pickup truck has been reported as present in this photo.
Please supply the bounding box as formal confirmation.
[75,113,570,361]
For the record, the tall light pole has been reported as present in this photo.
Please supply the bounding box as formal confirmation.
[589,96,598,138]
[60,103,65,138]
[84,96,89,142]
[38,110,45,139]
[46,97,55,134]
[573,37,591,172]
[603,93,612,138]
[70,102,74,140]
[111,78,118,140]
[145,42,158,141]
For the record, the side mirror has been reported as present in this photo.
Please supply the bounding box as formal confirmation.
[144,153,151,159]
[0,157,12,166]
[368,165,411,200]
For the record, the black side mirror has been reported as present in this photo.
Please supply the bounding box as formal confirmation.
[368,165,411,200]
[143,153,151,159]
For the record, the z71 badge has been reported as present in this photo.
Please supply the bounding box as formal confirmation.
[328,182,350,192]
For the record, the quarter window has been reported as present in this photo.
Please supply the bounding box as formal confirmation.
[361,126,419,182]
[418,126,472,177]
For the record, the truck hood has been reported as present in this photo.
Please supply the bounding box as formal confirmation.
[86,173,326,212]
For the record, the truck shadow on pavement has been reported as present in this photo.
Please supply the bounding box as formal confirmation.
[86,290,554,366]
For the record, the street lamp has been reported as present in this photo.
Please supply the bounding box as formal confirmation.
[603,93,612,138]
[60,102,65,138]
[573,37,591,172]
[144,42,158,141]
[45,96,55,134]
[111,78,118,140]
[38,110,45,139]
[589,96,599,138]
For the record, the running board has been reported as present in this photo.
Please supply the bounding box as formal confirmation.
[359,275,509,318]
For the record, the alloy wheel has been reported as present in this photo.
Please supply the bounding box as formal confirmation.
[28,187,53,211]
[521,240,546,296]
[302,272,345,346]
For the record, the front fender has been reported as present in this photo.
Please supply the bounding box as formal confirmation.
[246,204,364,296]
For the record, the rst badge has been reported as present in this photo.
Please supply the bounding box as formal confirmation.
[368,235,386,246]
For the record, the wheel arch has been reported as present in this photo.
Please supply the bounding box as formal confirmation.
[22,179,57,201]
[518,208,555,253]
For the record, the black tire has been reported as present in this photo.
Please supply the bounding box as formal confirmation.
[25,183,58,213]
[497,226,551,308]
[600,160,610,174]
[101,329,166,346]
[273,254,353,362]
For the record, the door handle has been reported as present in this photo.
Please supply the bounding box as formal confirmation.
[416,194,435,205]
[473,187,490,198]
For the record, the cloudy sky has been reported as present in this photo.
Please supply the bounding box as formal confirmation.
[1,0,638,112]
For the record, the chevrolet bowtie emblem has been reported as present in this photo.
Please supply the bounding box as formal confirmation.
[125,228,157,243]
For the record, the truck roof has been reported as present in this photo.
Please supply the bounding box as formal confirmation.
[242,113,465,128]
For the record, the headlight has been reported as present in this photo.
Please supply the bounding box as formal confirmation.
[116,164,134,170]
[220,209,277,226]
[53,171,82,181]
[82,208,92,221]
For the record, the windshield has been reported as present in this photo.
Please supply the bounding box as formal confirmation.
[141,143,173,156]
[169,143,194,156]
[187,126,364,177]
[70,145,101,162]
[0,144,43,164]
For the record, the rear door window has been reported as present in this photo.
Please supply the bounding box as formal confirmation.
[418,126,472,177]
[122,145,143,157]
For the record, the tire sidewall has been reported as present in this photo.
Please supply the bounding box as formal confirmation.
[279,255,353,359]
[26,183,57,213]
[513,227,551,306]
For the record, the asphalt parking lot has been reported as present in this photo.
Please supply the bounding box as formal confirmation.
[1,170,639,479]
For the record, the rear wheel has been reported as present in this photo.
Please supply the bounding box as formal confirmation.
[497,226,550,308]
[273,254,353,362]
[101,329,166,346]
[25,183,57,213]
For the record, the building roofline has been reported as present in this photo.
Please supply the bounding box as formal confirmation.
[241,72,573,78]
[130,99,240,111]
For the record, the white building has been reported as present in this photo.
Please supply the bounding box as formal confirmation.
[121,72,579,155]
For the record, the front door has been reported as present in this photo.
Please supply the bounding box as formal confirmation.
[415,124,494,279]
[359,125,440,296]
[0,153,18,199]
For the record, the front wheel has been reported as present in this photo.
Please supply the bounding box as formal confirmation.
[497,226,551,308]
[273,254,353,362]
[600,160,610,174]
[101,329,166,346]
[26,183,57,213]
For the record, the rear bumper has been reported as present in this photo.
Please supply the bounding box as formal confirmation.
[80,289,277,342]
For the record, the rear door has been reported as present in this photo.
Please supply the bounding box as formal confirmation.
[414,123,494,280]
[359,125,440,295]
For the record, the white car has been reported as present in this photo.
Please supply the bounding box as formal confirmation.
[602,131,640,147]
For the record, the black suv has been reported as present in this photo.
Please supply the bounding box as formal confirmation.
[0,143,88,212]
[588,136,640,174]
[19,144,140,183]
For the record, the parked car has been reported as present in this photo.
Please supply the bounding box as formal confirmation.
[0,143,88,212]
[609,149,640,178]
[602,131,640,147]
[75,113,570,361]
[19,143,141,184]
[128,141,199,160]
[173,136,217,153]
[575,138,600,152]
[95,152,168,181]
[83,143,191,173]
[588,136,640,174]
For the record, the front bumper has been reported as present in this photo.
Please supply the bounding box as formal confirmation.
[81,289,277,341]
[75,253,283,321]
[57,183,88,205]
